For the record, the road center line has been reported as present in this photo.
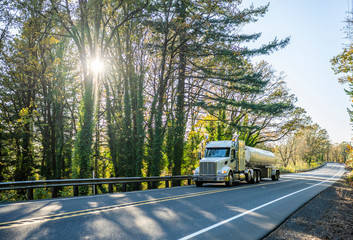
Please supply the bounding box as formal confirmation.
[0,180,289,230]
[179,165,344,240]
[0,165,331,230]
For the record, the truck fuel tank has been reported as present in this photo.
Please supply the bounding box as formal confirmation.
[245,146,276,165]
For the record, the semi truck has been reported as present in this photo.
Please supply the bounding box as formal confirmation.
[192,135,280,187]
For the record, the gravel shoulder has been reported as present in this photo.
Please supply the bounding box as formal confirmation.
[264,171,353,240]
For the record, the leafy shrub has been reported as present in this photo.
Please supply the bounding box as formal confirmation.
[34,188,51,200]
[0,190,26,203]
[59,187,72,198]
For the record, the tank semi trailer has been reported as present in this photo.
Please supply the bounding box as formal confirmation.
[192,139,280,187]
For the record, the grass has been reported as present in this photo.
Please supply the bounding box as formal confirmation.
[345,170,353,188]
[278,160,325,174]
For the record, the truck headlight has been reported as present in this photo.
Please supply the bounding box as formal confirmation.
[217,170,227,175]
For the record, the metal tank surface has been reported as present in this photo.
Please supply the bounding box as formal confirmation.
[245,146,276,165]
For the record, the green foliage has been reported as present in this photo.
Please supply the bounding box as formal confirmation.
[346,150,353,170]
[34,188,51,200]
[348,171,353,182]
[331,47,353,130]
[59,187,73,198]
[0,191,26,203]
[331,46,353,83]
[277,166,293,174]
[280,160,321,173]
[183,124,205,175]
[331,10,353,185]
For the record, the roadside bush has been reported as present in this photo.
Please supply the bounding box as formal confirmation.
[59,187,72,198]
[34,188,51,199]
[0,190,26,203]
[345,149,353,169]
[280,160,325,173]
[278,166,293,174]
[347,171,353,188]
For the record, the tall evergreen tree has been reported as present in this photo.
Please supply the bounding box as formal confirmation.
[172,0,187,185]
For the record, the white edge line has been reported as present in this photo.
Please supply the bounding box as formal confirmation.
[0,185,195,207]
[178,165,344,240]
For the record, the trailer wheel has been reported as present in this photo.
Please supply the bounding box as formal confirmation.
[225,172,234,187]
[271,170,280,181]
[196,181,203,187]
[276,170,280,181]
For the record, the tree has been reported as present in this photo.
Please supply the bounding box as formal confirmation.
[193,61,304,146]
[296,124,331,164]
[106,1,147,180]
[331,7,353,172]
[0,1,48,181]
[331,46,353,127]
[330,142,350,163]
[276,132,298,168]
[0,1,16,49]
[49,0,147,193]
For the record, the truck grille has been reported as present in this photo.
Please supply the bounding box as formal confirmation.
[200,162,216,175]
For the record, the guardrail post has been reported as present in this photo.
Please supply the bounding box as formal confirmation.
[122,183,126,192]
[92,185,96,195]
[73,186,79,196]
[52,187,58,198]
[108,183,113,193]
[165,180,169,188]
[188,179,191,185]
[26,188,33,200]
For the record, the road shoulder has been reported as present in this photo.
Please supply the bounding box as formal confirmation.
[264,172,353,240]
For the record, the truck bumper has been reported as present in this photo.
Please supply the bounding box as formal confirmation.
[193,175,228,183]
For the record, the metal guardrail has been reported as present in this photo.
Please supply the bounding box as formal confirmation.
[295,162,326,173]
[0,175,193,200]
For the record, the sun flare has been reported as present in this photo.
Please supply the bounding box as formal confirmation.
[91,58,104,74]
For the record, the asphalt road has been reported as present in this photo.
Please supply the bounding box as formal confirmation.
[0,163,345,240]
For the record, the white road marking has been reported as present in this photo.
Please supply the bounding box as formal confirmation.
[179,164,344,240]
[0,185,195,207]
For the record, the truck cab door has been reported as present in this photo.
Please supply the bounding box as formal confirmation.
[231,149,238,171]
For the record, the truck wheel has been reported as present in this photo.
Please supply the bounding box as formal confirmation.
[225,172,234,187]
[246,171,255,184]
[256,170,260,183]
[196,181,203,187]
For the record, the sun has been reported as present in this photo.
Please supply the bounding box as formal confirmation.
[91,58,104,74]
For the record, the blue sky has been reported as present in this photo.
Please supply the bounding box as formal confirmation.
[242,0,351,144]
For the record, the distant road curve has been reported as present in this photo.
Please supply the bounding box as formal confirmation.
[0,163,345,240]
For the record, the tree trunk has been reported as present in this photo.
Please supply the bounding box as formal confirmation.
[172,0,187,186]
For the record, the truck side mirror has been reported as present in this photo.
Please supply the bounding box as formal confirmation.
[198,152,202,160]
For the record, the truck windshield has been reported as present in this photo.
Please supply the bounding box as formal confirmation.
[205,148,230,158]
